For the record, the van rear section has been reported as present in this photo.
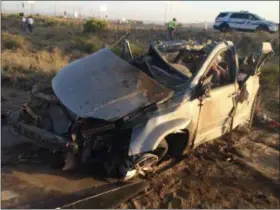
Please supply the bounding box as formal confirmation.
[213,12,229,30]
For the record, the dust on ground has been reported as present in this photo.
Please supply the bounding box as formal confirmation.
[1,87,280,208]
[118,128,279,209]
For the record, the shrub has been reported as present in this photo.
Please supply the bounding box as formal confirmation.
[111,42,145,58]
[111,46,122,56]
[40,17,60,27]
[177,23,183,28]
[70,36,103,53]
[130,43,145,56]
[2,48,69,76]
[83,19,108,33]
[2,32,30,51]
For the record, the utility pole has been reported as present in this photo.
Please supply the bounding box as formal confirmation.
[22,2,25,13]
[164,3,168,24]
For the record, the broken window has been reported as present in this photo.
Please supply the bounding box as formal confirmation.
[202,49,235,89]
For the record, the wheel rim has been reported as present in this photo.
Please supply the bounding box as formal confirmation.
[154,144,168,163]
[135,153,159,171]
[123,140,168,180]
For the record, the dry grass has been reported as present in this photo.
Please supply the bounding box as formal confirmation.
[1,47,69,85]
[2,32,30,51]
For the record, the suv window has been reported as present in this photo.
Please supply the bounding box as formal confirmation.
[230,13,244,19]
[242,14,250,20]
[217,13,228,18]
[248,14,259,20]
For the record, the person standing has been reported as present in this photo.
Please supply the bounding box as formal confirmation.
[167,18,176,40]
[20,13,26,32]
[26,16,34,33]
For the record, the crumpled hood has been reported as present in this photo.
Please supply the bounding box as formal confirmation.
[52,48,173,121]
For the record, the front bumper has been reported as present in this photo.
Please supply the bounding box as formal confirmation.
[268,25,278,33]
[14,122,68,151]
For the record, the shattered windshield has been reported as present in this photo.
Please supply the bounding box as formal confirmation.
[141,40,216,90]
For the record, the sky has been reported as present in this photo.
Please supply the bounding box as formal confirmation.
[2,1,279,23]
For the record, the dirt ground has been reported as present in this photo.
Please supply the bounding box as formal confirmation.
[1,86,280,208]
[118,129,279,209]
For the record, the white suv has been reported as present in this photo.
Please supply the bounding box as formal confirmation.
[213,11,278,33]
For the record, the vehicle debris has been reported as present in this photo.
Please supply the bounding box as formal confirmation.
[10,38,274,180]
[258,113,280,129]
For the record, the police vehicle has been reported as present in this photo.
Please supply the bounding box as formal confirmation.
[213,11,278,33]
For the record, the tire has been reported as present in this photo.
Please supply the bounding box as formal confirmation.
[219,23,230,33]
[256,25,269,33]
[123,139,169,181]
[154,139,168,163]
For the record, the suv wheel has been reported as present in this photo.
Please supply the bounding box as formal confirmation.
[256,25,269,33]
[219,23,230,33]
[123,139,169,181]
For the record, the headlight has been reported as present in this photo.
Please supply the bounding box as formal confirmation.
[269,24,277,30]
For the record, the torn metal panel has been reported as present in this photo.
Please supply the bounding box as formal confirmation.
[232,75,260,129]
[194,84,237,145]
[14,122,67,150]
[52,48,173,121]
[129,97,200,156]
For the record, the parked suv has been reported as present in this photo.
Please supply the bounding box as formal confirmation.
[213,11,278,33]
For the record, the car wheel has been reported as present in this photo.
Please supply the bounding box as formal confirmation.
[154,138,169,163]
[123,139,168,180]
[219,23,230,33]
[136,139,169,170]
[256,25,268,33]
[248,91,260,129]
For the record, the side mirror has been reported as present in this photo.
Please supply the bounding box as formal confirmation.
[254,42,275,72]
[258,42,273,55]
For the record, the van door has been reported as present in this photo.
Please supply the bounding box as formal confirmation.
[232,43,274,128]
[194,47,238,145]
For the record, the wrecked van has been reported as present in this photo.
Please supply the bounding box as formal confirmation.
[14,39,274,180]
